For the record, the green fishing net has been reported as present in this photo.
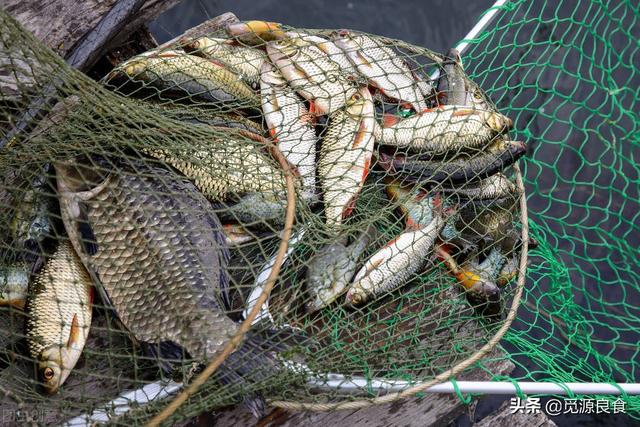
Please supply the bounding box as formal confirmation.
[461,0,640,418]
[0,0,636,424]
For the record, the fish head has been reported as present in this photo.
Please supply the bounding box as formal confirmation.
[54,158,109,194]
[181,36,228,53]
[38,344,81,394]
[344,285,370,307]
[386,181,434,228]
[344,87,373,119]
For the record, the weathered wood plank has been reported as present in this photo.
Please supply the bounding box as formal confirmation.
[1,0,180,59]
[474,400,557,427]
[214,347,515,427]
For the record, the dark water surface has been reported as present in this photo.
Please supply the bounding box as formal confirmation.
[150,2,637,426]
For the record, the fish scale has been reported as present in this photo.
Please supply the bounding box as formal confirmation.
[260,61,317,200]
[26,241,92,393]
[57,160,235,360]
[267,38,358,115]
[374,105,511,153]
[346,211,445,306]
[334,32,428,111]
[184,36,267,88]
[146,134,286,201]
[317,87,375,232]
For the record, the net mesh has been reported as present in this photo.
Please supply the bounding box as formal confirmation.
[0,0,635,424]
[462,0,640,418]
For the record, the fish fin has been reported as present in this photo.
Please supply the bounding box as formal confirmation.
[451,109,475,117]
[405,217,424,231]
[89,287,94,305]
[77,220,98,256]
[341,194,359,220]
[351,120,368,149]
[361,156,371,181]
[308,100,323,116]
[382,113,400,128]
[355,51,372,67]
[268,127,279,142]
[66,314,80,348]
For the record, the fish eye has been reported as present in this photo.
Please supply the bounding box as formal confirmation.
[43,367,55,381]
[327,74,339,83]
[352,93,361,100]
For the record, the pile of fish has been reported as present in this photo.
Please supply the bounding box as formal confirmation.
[0,20,530,411]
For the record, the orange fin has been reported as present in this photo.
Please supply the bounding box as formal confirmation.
[405,217,424,231]
[341,194,359,219]
[382,113,400,128]
[361,156,371,181]
[351,120,367,149]
[451,109,475,117]
[66,314,80,348]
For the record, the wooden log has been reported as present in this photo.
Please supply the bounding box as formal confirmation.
[0,0,181,59]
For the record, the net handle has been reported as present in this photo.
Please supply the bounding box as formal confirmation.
[269,161,529,411]
[147,144,298,427]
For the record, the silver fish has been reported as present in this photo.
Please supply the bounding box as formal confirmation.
[317,87,375,232]
[345,194,445,306]
[441,173,516,199]
[374,105,512,154]
[26,241,93,394]
[334,31,428,111]
[266,37,358,115]
[286,31,358,77]
[260,61,317,200]
[306,225,378,312]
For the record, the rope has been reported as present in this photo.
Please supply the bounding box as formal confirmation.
[268,161,529,411]
[146,142,298,427]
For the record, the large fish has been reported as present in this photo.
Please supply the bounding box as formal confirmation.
[266,37,358,115]
[345,188,446,306]
[333,30,428,112]
[306,225,378,313]
[317,87,375,231]
[55,157,293,416]
[183,36,267,89]
[25,241,93,394]
[260,61,317,200]
[105,50,260,111]
[378,140,527,185]
[374,105,512,154]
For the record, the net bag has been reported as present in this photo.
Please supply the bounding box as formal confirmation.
[1,5,544,425]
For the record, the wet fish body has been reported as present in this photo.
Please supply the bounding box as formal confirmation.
[440,173,517,200]
[267,38,358,115]
[436,48,491,109]
[306,225,377,312]
[106,50,260,111]
[374,105,512,154]
[26,241,92,394]
[56,158,235,356]
[346,196,444,306]
[0,263,30,309]
[260,62,317,200]
[317,87,375,231]
[334,31,428,111]
[145,128,286,201]
[226,20,287,45]
[379,140,526,184]
[183,36,267,88]
[287,32,357,76]
[215,192,286,227]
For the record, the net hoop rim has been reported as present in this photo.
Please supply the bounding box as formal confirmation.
[268,161,529,412]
